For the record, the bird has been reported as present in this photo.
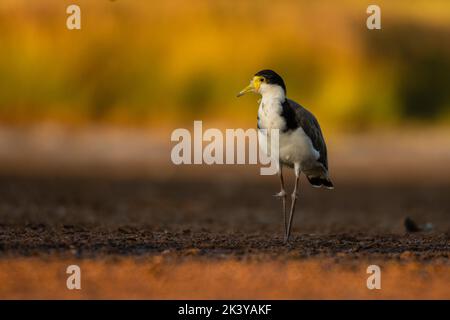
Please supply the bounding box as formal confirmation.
[237,69,333,242]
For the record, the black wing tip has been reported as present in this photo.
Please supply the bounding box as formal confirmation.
[307,177,334,190]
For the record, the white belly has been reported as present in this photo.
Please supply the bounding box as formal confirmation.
[278,127,320,166]
[258,101,319,169]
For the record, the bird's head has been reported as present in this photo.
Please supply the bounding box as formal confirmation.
[237,69,286,99]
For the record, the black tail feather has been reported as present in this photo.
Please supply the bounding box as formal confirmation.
[307,176,334,189]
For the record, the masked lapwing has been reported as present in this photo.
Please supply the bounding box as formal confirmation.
[237,69,334,242]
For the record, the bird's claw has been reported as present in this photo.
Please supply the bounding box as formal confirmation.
[273,190,286,198]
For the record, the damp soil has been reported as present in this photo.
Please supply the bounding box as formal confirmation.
[0,175,449,261]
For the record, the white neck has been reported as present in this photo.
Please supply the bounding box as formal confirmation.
[260,84,286,103]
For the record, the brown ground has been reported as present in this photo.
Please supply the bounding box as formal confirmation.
[0,175,449,260]
[0,126,449,298]
[0,174,448,299]
[1,258,449,299]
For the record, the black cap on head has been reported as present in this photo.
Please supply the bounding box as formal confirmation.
[255,69,286,93]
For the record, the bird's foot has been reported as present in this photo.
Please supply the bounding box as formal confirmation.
[284,234,292,244]
[273,190,286,198]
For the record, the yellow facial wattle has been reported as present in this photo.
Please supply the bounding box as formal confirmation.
[237,76,265,97]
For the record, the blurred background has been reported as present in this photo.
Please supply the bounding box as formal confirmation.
[0,0,449,178]
[1,0,449,126]
[1,1,449,299]
[0,0,450,299]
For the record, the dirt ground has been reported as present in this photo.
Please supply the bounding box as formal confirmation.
[0,174,448,299]
[1,258,449,299]
[0,175,449,259]
[0,126,449,298]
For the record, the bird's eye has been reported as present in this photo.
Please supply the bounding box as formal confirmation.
[260,78,264,82]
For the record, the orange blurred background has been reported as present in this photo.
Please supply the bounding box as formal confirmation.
[0,0,449,130]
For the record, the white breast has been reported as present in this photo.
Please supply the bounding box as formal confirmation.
[258,99,285,130]
[258,99,320,168]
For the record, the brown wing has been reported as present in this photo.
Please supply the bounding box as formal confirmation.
[287,99,328,170]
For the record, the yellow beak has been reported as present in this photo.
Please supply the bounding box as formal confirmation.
[237,79,257,97]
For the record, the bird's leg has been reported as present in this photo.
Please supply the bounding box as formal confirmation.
[274,166,287,237]
[285,164,301,243]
